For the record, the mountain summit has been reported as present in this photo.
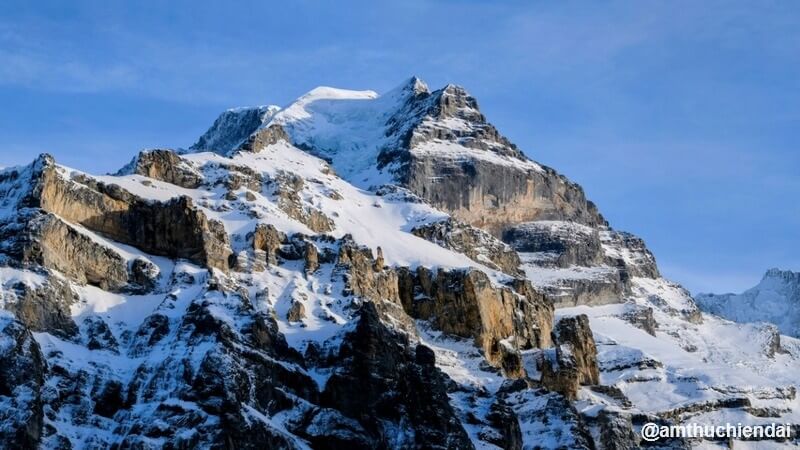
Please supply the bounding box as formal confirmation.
[697,268,800,337]
[0,78,798,448]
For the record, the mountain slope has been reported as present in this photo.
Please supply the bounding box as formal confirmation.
[697,269,800,338]
[0,77,797,449]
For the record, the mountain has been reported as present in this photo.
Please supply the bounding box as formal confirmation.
[697,269,800,338]
[0,77,798,449]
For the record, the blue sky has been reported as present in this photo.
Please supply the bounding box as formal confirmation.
[1,0,798,293]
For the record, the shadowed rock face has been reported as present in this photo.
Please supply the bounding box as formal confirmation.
[318,303,474,449]
[3,276,78,339]
[503,221,604,268]
[24,155,231,271]
[0,315,46,450]
[190,105,280,154]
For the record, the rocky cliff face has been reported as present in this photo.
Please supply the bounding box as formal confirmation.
[0,78,797,449]
[8,154,232,272]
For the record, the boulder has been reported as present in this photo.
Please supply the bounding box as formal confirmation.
[304,242,320,275]
[286,301,306,322]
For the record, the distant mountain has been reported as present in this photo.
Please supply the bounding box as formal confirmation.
[697,269,800,337]
[0,77,797,449]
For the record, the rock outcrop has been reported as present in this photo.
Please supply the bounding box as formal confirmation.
[377,82,607,236]
[503,221,604,268]
[0,315,46,450]
[1,275,78,339]
[329,236,553,377]
[400,267,553,377]
[317,303,474,449]
[190,105,281,154]
[20,213,130,291]
[540,315,600,399]
[252,223,287,266]
[122,149,203,188]
[273,171,334,233]
[412,218,522,276]
[21,155,232,271]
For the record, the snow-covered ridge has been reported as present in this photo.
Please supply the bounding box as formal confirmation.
[190,104,281,154]
[189,77,544,189]
[1,76,799,448]
[697,268,800,337]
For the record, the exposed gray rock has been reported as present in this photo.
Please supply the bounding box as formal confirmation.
[601,230,660,280]
[1,275,78,339]
[479,400,523,450]
[597,410,638,450]
[23,156,232,271]
[320,302,475,449]
[534,269,626,309]
[622,305,658,336]
[0,315,45,450]
[412,218,523,275]
[505,389,596,449]
[128,257,160,293]
[541,315,600,399]
[504,221,604,268]
[81,315,119,353]
[191,105,280,154]
[121,149,203,188]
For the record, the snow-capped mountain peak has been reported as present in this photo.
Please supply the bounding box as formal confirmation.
[697,268,800,337]
[2,78,799,449]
